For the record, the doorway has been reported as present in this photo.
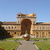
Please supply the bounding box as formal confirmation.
[21,19,32,35]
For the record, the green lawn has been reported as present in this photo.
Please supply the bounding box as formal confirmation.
[6,38,23,40]
[30,38,50,40]
[35,41,50,50]
[1,37,50,41]
[0,41,19,50]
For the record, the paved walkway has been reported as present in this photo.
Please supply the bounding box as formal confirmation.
[17,40,38,50]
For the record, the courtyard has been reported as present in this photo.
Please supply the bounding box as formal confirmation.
[0,38,50,50]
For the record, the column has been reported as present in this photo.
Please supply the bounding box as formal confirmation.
[45,32,46,38]
[41,32,42,38]
[31,24,33,34]
[39,32,40,38]
[47,32,48,38]
[35,33,36,38]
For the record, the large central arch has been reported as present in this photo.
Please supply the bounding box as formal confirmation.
[21,19,32,35]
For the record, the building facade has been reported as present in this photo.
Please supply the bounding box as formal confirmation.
[0,13,50,38]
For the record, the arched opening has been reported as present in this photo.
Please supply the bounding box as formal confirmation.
[21,19,32,35]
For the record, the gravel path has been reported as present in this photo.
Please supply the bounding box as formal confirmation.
[17,40,38,50]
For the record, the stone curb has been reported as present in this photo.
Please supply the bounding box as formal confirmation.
[34,44,39,50]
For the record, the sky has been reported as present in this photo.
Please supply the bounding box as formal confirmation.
[0,0,50,22]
